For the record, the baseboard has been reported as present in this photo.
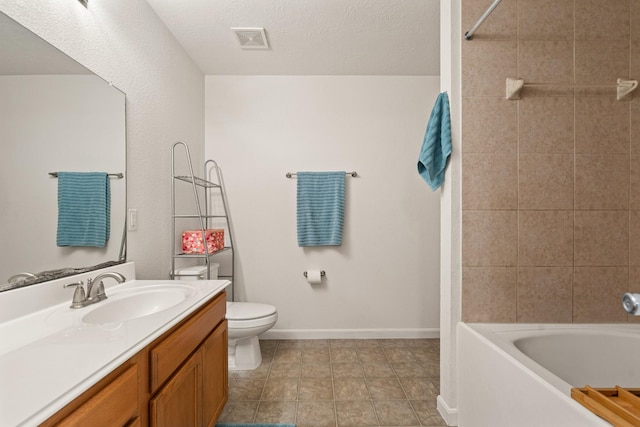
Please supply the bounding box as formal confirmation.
[437,395,458,426]
[260,328,439,340]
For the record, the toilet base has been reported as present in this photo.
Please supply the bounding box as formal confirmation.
[228,336,262,370]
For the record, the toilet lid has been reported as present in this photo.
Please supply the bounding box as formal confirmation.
[226,302,277,320]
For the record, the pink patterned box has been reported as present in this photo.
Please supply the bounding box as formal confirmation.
[181,229,224,254]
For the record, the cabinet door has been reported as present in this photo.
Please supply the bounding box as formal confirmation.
[202,320,228,427]
[150,350,202,427]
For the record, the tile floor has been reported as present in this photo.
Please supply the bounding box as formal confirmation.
[218,338,447,427]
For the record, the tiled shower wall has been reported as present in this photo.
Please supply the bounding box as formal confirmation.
[461,0,640,322]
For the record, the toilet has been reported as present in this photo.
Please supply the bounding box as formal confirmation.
[173,265,277,371]
[226,301,277,370]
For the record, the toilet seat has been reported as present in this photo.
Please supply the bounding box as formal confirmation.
[226,302,277,329]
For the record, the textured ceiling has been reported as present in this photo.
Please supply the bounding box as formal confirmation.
[146,0,440,76]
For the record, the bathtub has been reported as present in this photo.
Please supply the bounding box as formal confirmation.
[457,323,640,427]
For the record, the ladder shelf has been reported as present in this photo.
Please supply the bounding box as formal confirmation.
[170,142,235,301]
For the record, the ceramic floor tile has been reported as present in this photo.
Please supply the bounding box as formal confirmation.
[302,362,332,379]
[331,348,360,363]
[335,400,379,427]
[298,378,334,400]
[373,400,420,426]
[254,401,298,424]
[261,378,299,401]
[217,400,259,423]
[220,338,442,426]
[228,378,266,401]
[362,363,396,378]
[269,362,302,379]
[366,378,407,400]
[333,378,371,401]
[297,401,337,427]
[332,362,365,378]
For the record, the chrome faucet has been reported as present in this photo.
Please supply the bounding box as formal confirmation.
[63,272,126,309]
[87,272,126,301]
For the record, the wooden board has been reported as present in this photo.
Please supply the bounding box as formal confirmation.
[572,386,640,427]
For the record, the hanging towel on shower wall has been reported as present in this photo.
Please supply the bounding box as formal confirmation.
[418,92,452,191]
[56,172,110,247]
[296,171,345,247]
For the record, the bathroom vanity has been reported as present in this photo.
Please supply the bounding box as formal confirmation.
[0,263,230,426]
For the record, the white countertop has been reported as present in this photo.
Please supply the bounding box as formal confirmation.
[0,263,229,427]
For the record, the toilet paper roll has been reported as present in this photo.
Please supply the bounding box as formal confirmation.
[306,270,322,284]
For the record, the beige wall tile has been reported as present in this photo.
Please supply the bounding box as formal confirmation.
[573,267,628,322]
[462,97,517,153]
[519,154,573,210]
[517,267,573,322]
[462,0,517,40]
[631,156,640,210]
[462,267,517,322]
[629,267,640,322]
[631,100,640,153]
[575,0,630,40]
[460,0,636,324]
[518,0,573,41]
[575,40,630,85]
[519,211,573,266]
[575,97,630,154]
[630,211,640,266]
[575,154,630,210]
[519,41,573,84]
[633,0,640,41]
[462,210,517,266]
[462,154,517,209]
[574,211,629,266]
[462,41,517,97]
[519,96,574,154]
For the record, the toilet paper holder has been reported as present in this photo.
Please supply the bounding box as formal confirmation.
[303,271,326,278]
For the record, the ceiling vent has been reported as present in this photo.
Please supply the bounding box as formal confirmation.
[231,27,269,49]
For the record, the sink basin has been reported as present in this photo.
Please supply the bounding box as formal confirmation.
[82,285,195,324]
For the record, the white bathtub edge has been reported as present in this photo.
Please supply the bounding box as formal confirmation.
[457,322,610,427]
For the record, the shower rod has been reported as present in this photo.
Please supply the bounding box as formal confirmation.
[464,0,503,40]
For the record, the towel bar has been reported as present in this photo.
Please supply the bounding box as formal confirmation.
[286,171,357,178]
[49,172,124,179]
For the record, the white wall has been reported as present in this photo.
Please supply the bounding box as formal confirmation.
[438,0,462,424]
[0,0,205,280]
[0,75,125,281]
[205,75,441,336]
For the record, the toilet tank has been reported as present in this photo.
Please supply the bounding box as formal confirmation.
[173,263,219,280]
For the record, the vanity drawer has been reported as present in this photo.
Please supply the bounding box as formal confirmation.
[57,363,138,427]
[150,291,226,393]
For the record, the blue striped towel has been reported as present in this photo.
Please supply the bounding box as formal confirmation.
[418,92,452,191]
[296,172,345,247]
[56,172,110,247]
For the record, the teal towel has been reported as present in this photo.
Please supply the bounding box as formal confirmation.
[297,171,345,247]
[56,172,110,247]
[418,92,452,191]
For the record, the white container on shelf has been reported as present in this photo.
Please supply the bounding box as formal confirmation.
[173,263,219,280]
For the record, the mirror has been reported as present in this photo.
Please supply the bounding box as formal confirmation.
[0,12,126,291]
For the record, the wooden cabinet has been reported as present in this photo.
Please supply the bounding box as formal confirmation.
[202,320,228,427]
[150,351,201,427]
[40,359,141,427]
[42,291,227,427]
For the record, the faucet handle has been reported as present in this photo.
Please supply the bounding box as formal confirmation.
[64,281,86,308]
[93,281,108,302]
